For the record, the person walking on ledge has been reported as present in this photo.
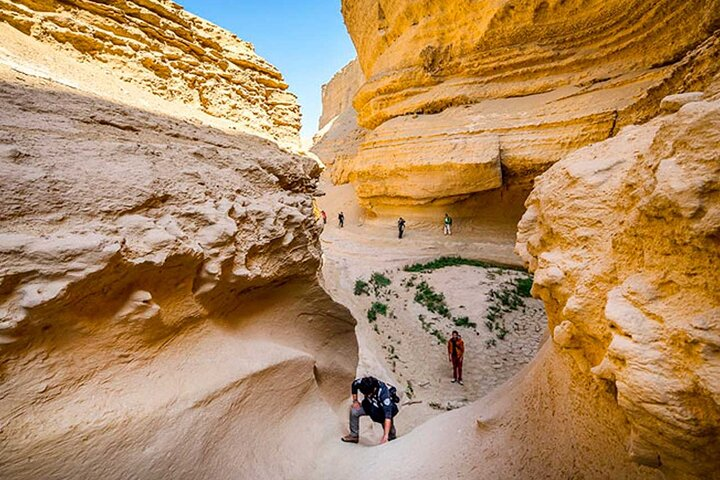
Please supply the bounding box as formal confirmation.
[321,210,327,225]
[397,217,406,239]
[338,211,344,228]
[448,330,465,385]
[444,213,453,235]
[341,376,399,445]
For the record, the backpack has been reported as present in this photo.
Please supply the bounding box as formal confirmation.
[388,384,400,404]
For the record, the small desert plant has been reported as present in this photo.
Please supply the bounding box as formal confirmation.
[515,276,533,297]
[367,301,388,322]
[453,316,477,329]
[414,281,451,318]
[369,272,392,296]
[354,279,370,296]
[405,380,414,399]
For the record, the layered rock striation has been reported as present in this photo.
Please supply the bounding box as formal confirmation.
[312,58,368,177]
[320,0,720,208]
[0,0,301,149]
[516,94,720,478]
[318,58,364,132]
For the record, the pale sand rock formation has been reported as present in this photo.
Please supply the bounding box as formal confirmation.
[318,59,364,132]
[0,0,301,150]
[516,95,720,478]
[0,66,357,479]
[312,58,368,174]
[0,2,358,477]
[321,0,720,208]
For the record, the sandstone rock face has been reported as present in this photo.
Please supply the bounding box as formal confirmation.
[312,58,368,176]
[325,0,720,208]
[0,0,301,149]
[318,59,364,132]
[0,5,356,478]
[516,96,720,478]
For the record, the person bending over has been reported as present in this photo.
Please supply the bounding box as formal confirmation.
[341,376,399,444]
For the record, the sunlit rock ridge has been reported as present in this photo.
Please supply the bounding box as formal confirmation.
[318,0,720,208]
[1,0,302,149]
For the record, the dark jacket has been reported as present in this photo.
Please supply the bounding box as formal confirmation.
[352,377,398,421]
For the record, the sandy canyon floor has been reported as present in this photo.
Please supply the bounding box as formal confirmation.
[317,178,548,439]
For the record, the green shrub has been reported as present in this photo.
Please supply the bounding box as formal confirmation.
[354,279,370,296]
[404,256,525,273]
[515,276,533,297]
[370,272,391,288]
[453,316,477,328]
[367,301,388,322]
[414,281,451,318]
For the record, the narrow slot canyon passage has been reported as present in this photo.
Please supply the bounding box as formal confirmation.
[0,1,719,479]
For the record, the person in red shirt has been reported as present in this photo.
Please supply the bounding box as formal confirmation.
[447,330,465,385]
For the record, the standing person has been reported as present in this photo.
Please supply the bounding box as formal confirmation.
[448,330,465,385]
[338,211,345,228]
[321,210,327,225]
[444,213,453,235]
[397,217,406,239]
[341,376,399,444]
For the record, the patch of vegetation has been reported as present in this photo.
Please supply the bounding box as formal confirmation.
[367,301,388,322]
[484,275,533,341]
[354,279,370,296]
[453,316,477,329]
[369,272,391,295]
[515,276,533,297]
[405,380,414,400]
[418,314,447,344]
[401,275,418,291]
[414,281,451,318]
[404,256,525,273]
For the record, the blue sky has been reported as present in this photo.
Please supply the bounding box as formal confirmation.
[178,0,357,139]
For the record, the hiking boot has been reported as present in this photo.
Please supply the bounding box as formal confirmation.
[341,435,359,443]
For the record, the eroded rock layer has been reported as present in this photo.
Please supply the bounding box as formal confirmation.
[318,58,364,132]
[0,0,301,149]
[516,95,720,478]
[325,0,720,207]
[312,58,368,176]
[0,6,356,476]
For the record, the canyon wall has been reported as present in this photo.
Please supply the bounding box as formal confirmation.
[320,0,720,209]
[318,58,364,132]
[0,0,301,150]
[516,93,720,478]
[312,58,368,176]
[0,3,356,478]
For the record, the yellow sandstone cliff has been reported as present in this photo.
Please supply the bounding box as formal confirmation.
[318,0,720,209]
[0,0,301,150]
[516,92,720,479]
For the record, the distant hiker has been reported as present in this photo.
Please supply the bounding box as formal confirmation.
[448,330,465,385]
[338,211,345,228]
[444,213,453,235]
[397,217,406,239]
[341,376,400,445]
[321,210,327,224]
